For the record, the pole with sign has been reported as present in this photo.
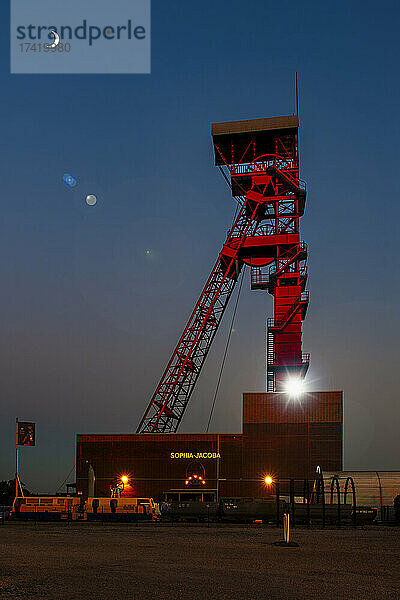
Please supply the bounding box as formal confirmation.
[15,419,18,500]
[15,419,36,498]
[216,434,220,504]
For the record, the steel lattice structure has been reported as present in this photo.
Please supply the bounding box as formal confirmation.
[137,115,309,433]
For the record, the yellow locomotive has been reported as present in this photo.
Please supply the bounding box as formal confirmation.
[11,495,157,522]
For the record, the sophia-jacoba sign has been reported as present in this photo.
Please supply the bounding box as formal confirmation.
[170,452,221,459]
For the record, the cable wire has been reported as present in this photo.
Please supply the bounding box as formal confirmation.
[55,463,76,494]
[206,267,246,432]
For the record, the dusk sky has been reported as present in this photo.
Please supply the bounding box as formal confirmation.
[1,0,400,492]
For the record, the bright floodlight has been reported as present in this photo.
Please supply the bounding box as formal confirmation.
[264,476,273,485]
[284,377,305,398]
[120,475,128,484]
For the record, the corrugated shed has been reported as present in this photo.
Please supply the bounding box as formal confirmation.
[323,471,400,508]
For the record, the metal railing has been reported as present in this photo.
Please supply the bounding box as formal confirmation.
[267,242,307,279]
[230,160,275,175]
[251,264,308,289]
[229,157,303,182]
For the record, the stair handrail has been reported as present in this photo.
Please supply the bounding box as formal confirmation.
[268,292,309,331]
[268,242,307,279]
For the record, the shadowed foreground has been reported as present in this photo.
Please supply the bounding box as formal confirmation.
[0,523,399,599]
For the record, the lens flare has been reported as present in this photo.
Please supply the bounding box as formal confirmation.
[63,173,77,188]
[284,377,306,398]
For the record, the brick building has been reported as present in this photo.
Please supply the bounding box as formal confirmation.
[76,391,342,500]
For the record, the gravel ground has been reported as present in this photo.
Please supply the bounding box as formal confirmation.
[0,522,399,600]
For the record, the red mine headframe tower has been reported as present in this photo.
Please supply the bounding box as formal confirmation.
[137,115,309,434]
[212,115,310,392]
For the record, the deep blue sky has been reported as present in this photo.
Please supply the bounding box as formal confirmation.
[1,1,399,492]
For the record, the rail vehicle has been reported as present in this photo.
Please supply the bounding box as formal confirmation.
[218,497,284,523]
[11,496,84,520]
[289,503,376,525]
[160,497,376,524]
[85,497,157,521]
[160,501,218,522]
[160,497,282,523]
[11,495,157,522]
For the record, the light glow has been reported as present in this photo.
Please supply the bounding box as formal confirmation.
[120,475,129,484]
[283,377,306,398]
[264,476,273,485]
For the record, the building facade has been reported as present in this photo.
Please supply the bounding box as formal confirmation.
[76,391,342,500]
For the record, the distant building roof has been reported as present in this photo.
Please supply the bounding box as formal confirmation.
[211,115,299,166]
[211,115,298,137]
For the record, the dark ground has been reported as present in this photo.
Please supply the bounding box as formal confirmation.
[0,522,399,600]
